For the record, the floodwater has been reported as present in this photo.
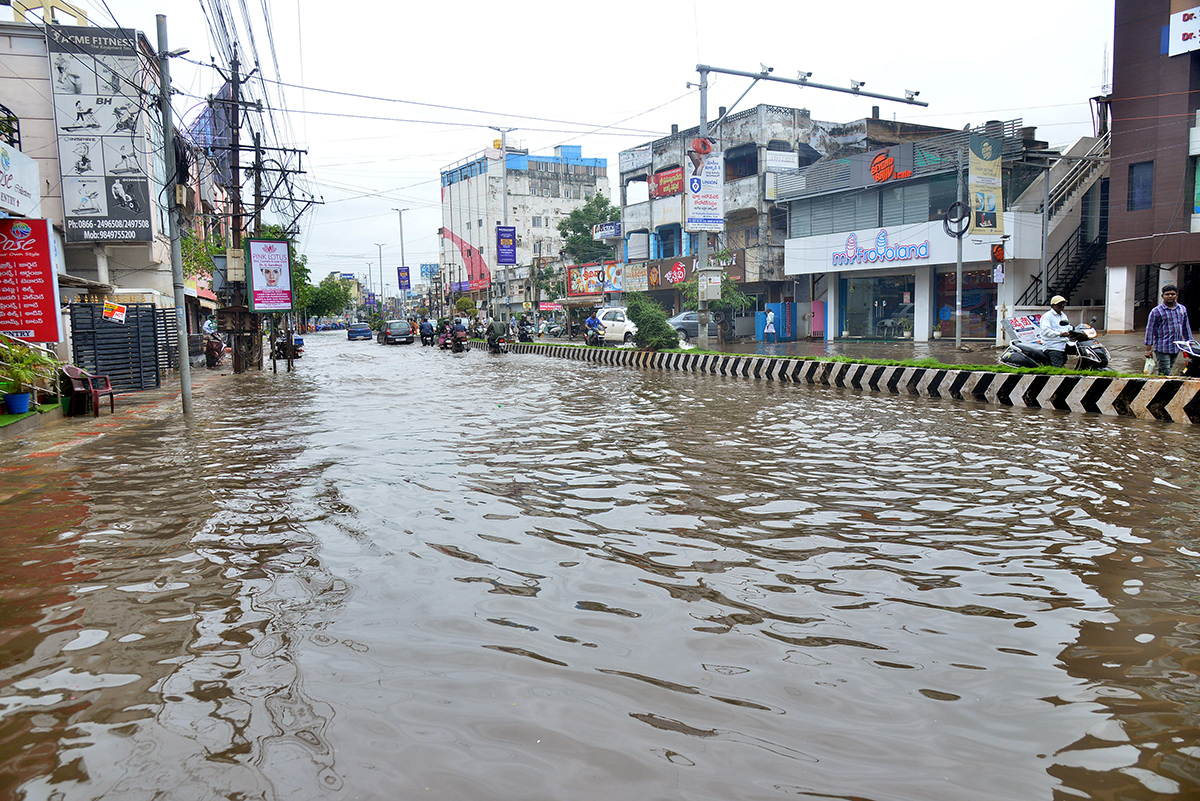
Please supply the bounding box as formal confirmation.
[1,332,1198,801]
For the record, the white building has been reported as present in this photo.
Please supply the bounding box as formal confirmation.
[440,142,609,321]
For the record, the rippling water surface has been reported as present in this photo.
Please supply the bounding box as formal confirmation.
[2,332,1199,801]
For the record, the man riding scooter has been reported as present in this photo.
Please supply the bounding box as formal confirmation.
[584,309,606,346]
[486,316,507,353]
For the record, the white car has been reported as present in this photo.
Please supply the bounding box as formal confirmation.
[596,307,638,343]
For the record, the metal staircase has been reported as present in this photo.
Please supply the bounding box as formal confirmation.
[1017,221,1107,306]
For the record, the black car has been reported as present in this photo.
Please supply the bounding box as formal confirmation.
[378,319,415,345]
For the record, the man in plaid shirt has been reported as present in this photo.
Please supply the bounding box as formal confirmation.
[1145,284,1193,375]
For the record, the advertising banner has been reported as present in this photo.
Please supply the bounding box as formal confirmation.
[496,226,516,265]
[624,261,648,292]
[0,144,41,216]
[539,302,563,311]
[567,264,605,296]
[592,221,621,241]
[649,166,684,198]
[397,266,410,290]
[604,262,624,292]
[420,263,439,279]
[968,134,1004,236]
[102,300,127,323]
[684,139,724,233]
[245,238,293,312]
[0,219,63,342]
[340,272,355,280]
[47,26,154,244]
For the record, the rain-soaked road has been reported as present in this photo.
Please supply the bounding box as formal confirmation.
[1,331,1199,801]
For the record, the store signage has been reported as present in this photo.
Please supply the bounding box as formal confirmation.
[605,262,624,292]
[592,221,621,241]
[496,226,516,265]
[0,144,40,216]
[831,229,930,267]
[245,238,293,312]
[567,263,605,296]
[0,218,63,342]
[48,26,154,244]
[649,166,684,198]
[539,302,562,311]
[870,149,912,183]
[625,261,648,292]
[340,272,355,280]
[1169,5,1200,56]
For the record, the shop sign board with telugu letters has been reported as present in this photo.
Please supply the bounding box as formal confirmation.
[0,218,63,342]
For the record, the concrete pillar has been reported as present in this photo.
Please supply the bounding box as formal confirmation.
[827,271,840,341]
[93,244,109,286]
[1106,265,1136,333]
[1159,263,1179,293]
[914,265,933,341]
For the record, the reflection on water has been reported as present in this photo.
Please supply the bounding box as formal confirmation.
[1,333,1199,801]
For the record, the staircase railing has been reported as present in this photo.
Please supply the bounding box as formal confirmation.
[1017,222,1107,307]
[1042,132,1109,220]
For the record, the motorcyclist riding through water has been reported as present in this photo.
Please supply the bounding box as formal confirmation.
[584,310,605,345]
[486,317,507,353]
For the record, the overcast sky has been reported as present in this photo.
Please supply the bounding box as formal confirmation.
[87,0,1115,295]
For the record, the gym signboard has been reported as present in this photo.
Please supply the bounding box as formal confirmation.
[47,26,154,243]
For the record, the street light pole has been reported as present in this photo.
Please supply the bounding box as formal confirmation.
[375,243,385,316]
[489,127,515,321]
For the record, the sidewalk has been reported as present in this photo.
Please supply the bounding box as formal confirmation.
[0,365,234,451]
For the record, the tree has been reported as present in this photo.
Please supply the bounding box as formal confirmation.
[625,292,681,351]
[307,274,352,319]
[455,296,477,317]
[557,194,620,265]
[677,249,753,343]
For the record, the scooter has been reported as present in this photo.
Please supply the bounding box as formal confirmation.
[586,326,605,347]
[438,326,453,349]
[517,322,534,343]
[451,329,468,353]
[1175,340,1200,377]
[419,324,435,346]
[487,334,506,354]
[999,317,1110,370]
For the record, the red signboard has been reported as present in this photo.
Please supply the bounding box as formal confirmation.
[0,218,62,342]
[649,166,684,198]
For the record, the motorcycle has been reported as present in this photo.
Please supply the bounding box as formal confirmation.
[517,322,534,343]
[999,317,1110,370]
[487,334,506,354]
[419,324,435,346]
[451,329,468,353]
[438,326,453,349]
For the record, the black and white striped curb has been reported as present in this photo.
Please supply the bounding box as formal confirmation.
[467,342,1200,424]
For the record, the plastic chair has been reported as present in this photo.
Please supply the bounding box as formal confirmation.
[63,365,115,417]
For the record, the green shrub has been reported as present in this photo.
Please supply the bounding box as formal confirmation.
[625,293,681,350]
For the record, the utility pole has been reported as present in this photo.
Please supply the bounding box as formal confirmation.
[253,132,262,236]
[156,14,192,415]
[490,127,515,321]
[696,67,711,351]
[956,148,965,349]
[375,243,385,316]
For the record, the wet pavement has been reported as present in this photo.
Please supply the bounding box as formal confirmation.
[1,331,1198,801]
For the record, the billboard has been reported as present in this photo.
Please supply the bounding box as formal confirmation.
[684,139,724,232]
[968,134,1004,235]
[47,26,154,244]
[496,225,516,265]
[245,238,293,312]
[397,266,410,290]
[567,264,605,296]
[0,219,64,342]
[0,144,41,216]
[1169,3,1200,56]
[649,166,684,198]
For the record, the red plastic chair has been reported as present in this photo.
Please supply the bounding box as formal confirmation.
[63,365,115,417]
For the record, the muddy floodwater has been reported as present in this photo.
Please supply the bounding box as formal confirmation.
[2,332,1199,801]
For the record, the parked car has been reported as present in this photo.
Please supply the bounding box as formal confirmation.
[378,319,415,345]
[347,322,373,341]
[596,307,638,343]
[666,311,719,343]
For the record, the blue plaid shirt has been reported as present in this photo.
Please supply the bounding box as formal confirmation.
[1145,302,1192,353]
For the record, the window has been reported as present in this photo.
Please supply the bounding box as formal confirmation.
[478,219,483,228]
[1128,161,1153,211]
[532,216,542,227]
[533,243,542,255]
[926,174,957,221]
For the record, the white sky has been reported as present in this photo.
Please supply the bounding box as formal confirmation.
[74,0,1115,295]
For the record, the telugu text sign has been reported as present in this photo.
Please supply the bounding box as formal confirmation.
[684,147,724,233]
[0,219,63,342]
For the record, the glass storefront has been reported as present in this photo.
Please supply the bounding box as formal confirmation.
[934,269,997,339]
[839,275,915,338]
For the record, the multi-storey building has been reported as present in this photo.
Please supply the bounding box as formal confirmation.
[779,119,1110,342]
[616,104,952,327]
[1108,0,1200,331]
[440,142,609,322]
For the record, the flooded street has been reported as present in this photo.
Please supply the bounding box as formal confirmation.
[2,331,1199,801]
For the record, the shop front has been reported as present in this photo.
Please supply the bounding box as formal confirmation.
[784,213,1040,341]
